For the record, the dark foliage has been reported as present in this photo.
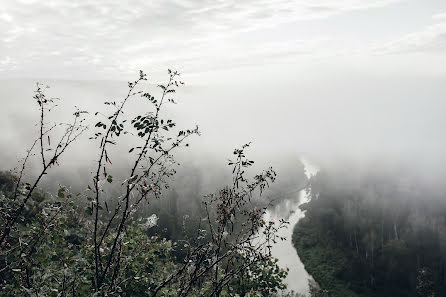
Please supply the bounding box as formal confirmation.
[294,167,446,297]
[0,71,289,297]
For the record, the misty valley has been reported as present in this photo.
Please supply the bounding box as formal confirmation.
[1,72,445,297]
[1,1,446,296]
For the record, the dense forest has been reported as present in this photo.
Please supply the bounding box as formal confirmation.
[293,164,446,297]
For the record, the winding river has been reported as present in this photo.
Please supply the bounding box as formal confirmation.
[263,158,318,295]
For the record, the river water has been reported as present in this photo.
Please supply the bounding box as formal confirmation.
[263,158,318,296]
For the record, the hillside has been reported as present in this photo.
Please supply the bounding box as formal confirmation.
[293,166,446,297]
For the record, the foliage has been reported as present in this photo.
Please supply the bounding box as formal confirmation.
[0,71,289,297]
[293,168,446,297]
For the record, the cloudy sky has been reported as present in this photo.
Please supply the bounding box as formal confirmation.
[1,0,446,81]
[1,0,446,169]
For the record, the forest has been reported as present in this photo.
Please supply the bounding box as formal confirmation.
[294,163,446,297]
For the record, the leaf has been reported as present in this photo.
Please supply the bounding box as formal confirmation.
[58,188,65,198]
[107,175,113,183]
[85,207,93,216]
[128,175,139,184]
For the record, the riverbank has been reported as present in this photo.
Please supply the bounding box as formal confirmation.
[293,218,361,297]
[292,164,446,297]
[264,157,319,295]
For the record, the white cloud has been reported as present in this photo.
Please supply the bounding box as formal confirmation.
[0,0,403,79]
[375,21,446,54]
[432,12,446,20]
[0,12,13,22]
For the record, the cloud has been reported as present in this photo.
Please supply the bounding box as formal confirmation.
[432,12,446,20]
[0,0,402,79]
[0,12,13,22]
[375,21,446,54]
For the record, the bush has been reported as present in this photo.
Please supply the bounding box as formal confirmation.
[0,71,289,297]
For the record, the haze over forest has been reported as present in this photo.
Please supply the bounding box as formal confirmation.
[1,1,446,297]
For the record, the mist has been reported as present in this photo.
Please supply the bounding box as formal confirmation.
[1,60,445,178]
[2,1,446,295]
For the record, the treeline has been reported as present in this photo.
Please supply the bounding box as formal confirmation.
[293,164,446,297]
[142,157,307,244]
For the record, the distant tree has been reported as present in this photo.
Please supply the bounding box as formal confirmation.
[417,268,435,297]
[294,167,446,297]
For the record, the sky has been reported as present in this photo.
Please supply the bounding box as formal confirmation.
[1,0,446,81]
[1,0,446,170]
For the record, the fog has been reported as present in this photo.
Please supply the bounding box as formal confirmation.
[1,0,446,181]
[1,60,445,178]
[2,1,446,296]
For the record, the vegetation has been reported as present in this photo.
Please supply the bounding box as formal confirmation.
[293,167,446,297]
[0,71,290,296]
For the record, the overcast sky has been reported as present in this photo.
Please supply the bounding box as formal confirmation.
[1,0,446,170]
[1,0,446,81]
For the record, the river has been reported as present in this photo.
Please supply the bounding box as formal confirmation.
[263,157,318,296]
